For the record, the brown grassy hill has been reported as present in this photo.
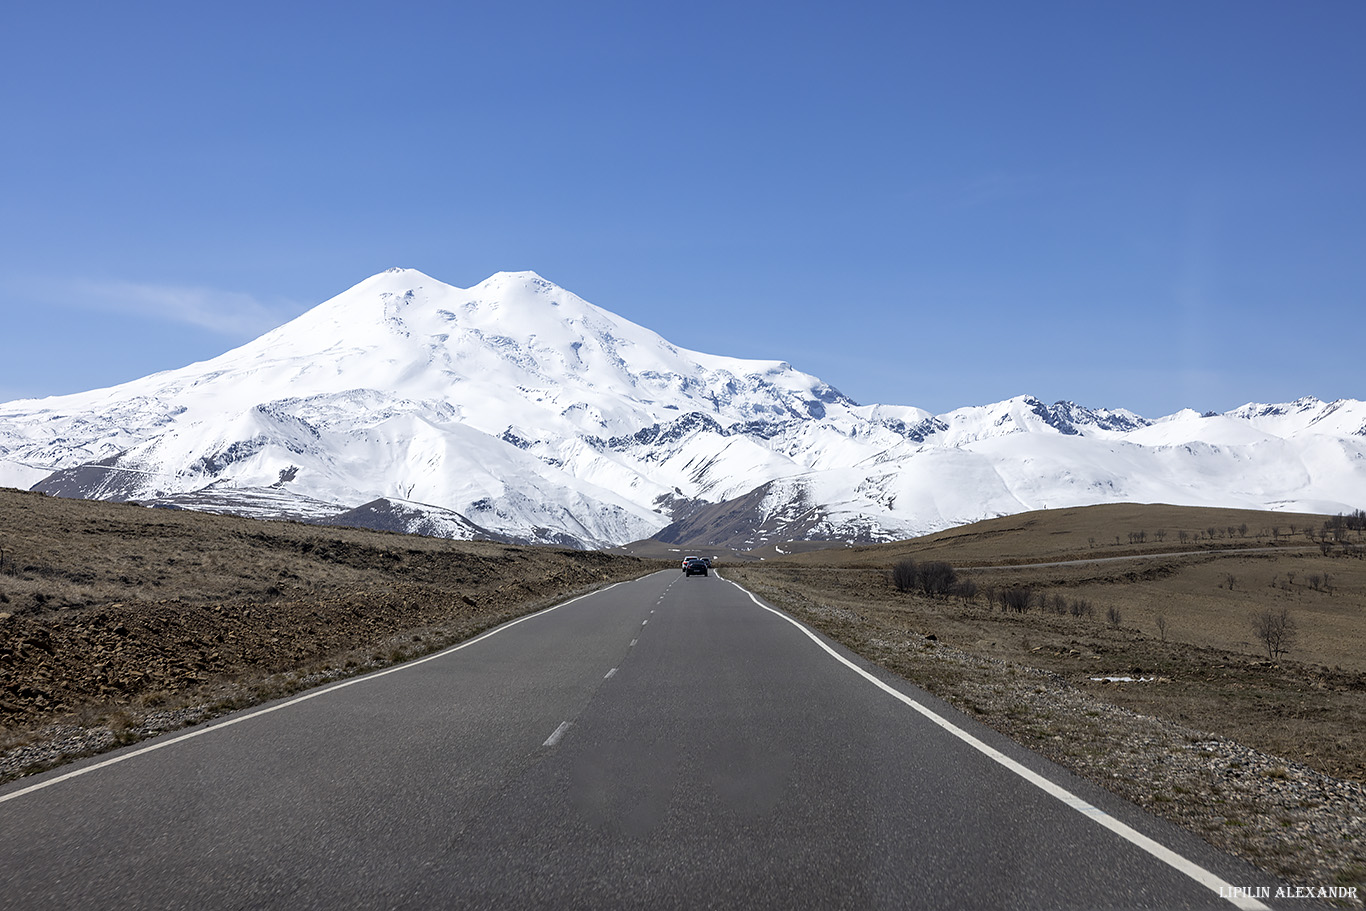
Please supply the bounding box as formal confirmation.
[805,502,1338,566]
[727,503,1366,894]
[764,502,1366,673]
[0,487,661,773]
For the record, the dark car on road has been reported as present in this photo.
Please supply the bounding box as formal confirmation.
[684,557,708,576]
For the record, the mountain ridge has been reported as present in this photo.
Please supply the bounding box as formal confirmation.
[1,269,1361,549]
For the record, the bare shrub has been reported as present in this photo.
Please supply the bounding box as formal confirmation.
[1253,607,1297,660]
[917,561,958,598]
[1156,613,1168,642]
[1000,587,1033,613]
[891,559,917,593]
[954,577,978,604]
[890,559,957,598]
[1106,605,1123,629]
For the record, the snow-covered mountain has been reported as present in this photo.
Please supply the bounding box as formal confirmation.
[1,268,1362,548]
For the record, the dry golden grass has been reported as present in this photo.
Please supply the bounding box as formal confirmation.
[819,502,1336,567]
[731,502,1366,781]
[729,506,1366,899]
[0,487,662,762]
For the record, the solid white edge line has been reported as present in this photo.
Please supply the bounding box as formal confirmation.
[723,577,1271,911]
[0,579,632,807]
[543,721,572,747]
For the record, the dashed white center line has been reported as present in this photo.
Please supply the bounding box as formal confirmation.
[630,639,638,647]
[543,721,572,747]
[604,667,617,679]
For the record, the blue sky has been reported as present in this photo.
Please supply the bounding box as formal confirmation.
[2,0,1362,416]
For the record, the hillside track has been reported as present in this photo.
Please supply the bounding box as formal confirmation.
[0,570,1288,910]
[967,545,1319,571]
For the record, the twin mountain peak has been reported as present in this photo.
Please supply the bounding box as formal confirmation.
[1,269,1361,549]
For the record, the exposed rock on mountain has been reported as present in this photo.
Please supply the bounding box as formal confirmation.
[1,269,1362,549]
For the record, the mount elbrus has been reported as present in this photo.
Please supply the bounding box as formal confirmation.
[1,269,1362,549]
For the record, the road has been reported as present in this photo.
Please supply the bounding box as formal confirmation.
[0,570,1287,910]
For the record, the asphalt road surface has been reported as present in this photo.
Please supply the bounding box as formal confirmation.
[0,570,1291,910]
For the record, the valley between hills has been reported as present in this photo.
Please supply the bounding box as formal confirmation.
[2,489,1364,900]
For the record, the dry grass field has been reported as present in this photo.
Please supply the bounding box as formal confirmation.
[734,502,1366,778]
[4,491,1363,898]
[727,502,1366,899]
[0,488,660,775]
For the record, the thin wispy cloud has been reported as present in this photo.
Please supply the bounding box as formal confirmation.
[54,278,302,337]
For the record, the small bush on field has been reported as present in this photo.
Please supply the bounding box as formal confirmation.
[999,587,1033,613]
[891,559,917,593]
[890,559,958,598]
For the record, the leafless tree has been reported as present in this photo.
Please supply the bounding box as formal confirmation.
[1155,613,1168,642]
[1253,608,1297,660]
